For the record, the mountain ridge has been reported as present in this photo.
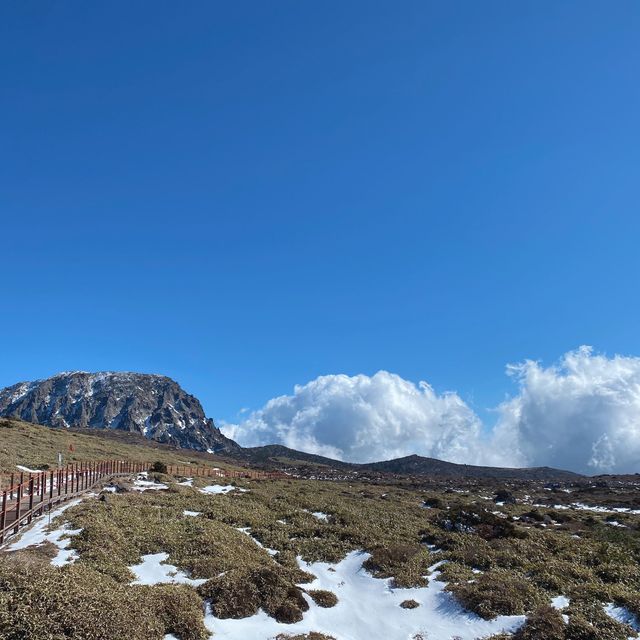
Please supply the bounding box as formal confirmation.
[230,444,582,480]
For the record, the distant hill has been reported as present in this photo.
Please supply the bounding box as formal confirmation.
[231,445,581,480]
[0,371,238,454]
[361,454,581,480]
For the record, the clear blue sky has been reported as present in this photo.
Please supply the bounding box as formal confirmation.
[1,1,639,425]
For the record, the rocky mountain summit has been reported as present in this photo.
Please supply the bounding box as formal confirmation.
[0,371,238,453]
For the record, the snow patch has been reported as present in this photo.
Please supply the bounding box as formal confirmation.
[204,550,525,640]
[311,511,329,522]
[5,499,83,566]
[604,603,640,634]
[133,473,168,492]
[129,552,207,587]
[199,484,247,495]
[16,464,40,474]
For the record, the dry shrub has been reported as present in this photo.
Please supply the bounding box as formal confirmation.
[308,589,338,608]
[202,566,309,623]
[363,543,430,587]
[514,606,566,640]
[400,599,420,609]
[0,558,208,640]
[447,570,545,619]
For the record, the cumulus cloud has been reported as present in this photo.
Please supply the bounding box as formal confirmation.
[220,347,640,474]
[492,346,640,475]
[221,371,486,464]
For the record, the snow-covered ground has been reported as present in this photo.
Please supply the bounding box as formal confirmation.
[132,473,168,492]
[129,552,207,587]
[5,499,83,566]
[604,603,640,638]
[199,484,248,495]
[204,551,525,640]
[534,502,640,515]
[16,464,41,473]
[311,511,330,522]
[551,595,570,609]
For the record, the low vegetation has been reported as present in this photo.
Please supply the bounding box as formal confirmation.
[1,419,640,639]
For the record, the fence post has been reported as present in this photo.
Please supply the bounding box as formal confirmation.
[27,476,34,524]
[14,479,21,534]
[39,472,45,515]
[0,491,6,544]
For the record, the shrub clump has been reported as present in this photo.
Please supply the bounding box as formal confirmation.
[150,461,168,474]
[514,606,566,640]
[201,566,309,623]
[439,507,524,541]
[400,599,420,609]
[363,543,431,587]
[447,570,545,619]
[308,589,338,608]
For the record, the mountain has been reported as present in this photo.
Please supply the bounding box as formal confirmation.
[0,371,238,453]
[232,445,581,480]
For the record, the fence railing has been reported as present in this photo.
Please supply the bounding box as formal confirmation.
[0,460,283,544]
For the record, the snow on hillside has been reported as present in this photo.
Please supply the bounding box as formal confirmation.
[204,550,526,640]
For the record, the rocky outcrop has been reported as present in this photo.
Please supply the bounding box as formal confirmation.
[0,371,238,453]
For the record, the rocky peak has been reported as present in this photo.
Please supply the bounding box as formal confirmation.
[0,371,238,453]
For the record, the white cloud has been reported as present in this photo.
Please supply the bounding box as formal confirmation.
[221,347,640,474]
[221,371,486,465]
[492,346,640,475]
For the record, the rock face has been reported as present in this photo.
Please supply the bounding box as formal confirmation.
[0,371,238,453]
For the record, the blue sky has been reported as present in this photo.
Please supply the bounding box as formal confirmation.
[1,1,639,432]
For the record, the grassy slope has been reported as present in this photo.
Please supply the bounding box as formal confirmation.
[0,418,241,475]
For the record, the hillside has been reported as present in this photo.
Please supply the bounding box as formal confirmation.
[0,418,242,475]
[233,444,581,481]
